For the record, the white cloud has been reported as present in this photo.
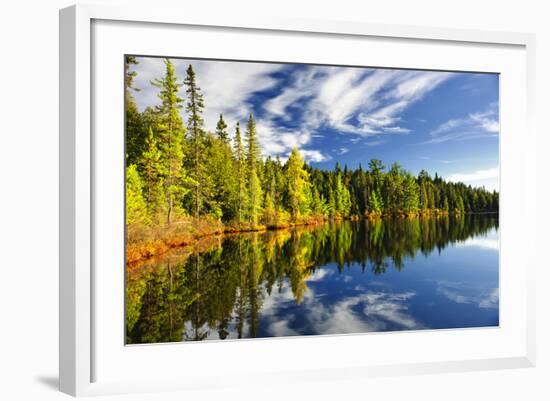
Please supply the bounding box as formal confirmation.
[455,237,499,251]
[255,120,330,162]
[132,58,333,162]
[337,147,349,155]
[263,67,320,119]
[190,60,283,132]
[470,110,499,133]
[426,103,499,144]
[262,65,452,141]
[131,56,284,135]
[258,278,424,337]
[301,149,331,163]
[435,281,499,310]
[446,167,499,185]
[478,288,499,309]
[364,139,387,147]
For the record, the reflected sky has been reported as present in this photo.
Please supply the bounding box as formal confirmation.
[126,215,499,344]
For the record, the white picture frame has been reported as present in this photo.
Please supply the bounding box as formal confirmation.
[59,4,536,397]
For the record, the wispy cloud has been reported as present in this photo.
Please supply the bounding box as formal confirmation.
[365,139,387,147]
[425,103,499,144]
[455,237,499,251]
[131,57,284,135]
[446,167,499,185]
[131,57,475,162]
[255,120,331,162]
[337,147,350,155]
[132,58,333,161]
[265,67,452,139]
[435,281,499,310]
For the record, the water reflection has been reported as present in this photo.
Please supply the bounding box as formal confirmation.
[126,214,499,344]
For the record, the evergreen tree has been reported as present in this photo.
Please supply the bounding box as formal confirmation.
[233,122,247,223]
[402,173,420,213]
[368,190,383,215]
[334,172,351,218]
[205,133,237,220]
[244,115,263,225]
[184,64,208,220]
[139,126,164,221]
[151,59,188,224]
[215,114,229,143]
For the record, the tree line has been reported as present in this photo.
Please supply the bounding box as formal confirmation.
[126,57,499,233]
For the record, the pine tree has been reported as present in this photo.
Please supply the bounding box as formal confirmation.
[139,126,164,221]
[233,122,247,224]
[245,114,263,225]
[205,133,237,220]
[402,173,420,213]
[310,186,327,217]
[184,64,208,220]
[368,190,383,215]
[151,58,187,224]
[262,158,278,226]
[215,114,229,143]
[334,172,351,218]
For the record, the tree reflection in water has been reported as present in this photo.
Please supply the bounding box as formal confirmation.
[126,214,498,344]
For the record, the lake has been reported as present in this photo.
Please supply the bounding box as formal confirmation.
[126,214,499,344]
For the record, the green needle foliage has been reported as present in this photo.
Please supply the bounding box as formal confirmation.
[215,114,229,143]
[151,58,188,225]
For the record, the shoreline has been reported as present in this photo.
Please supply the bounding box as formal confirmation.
[126,210,498,267]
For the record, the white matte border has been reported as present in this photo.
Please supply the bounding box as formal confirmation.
[60,4,536,397]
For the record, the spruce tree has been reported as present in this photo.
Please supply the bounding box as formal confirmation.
[151,58,187,224]
[233,122,247,223]
[215,114,229,143]
[139,126,164,221]
[244,114,263,225]
[184,64,207,220]
[368,190,383,215]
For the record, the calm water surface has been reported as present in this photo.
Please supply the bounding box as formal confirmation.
[126,214,499,344]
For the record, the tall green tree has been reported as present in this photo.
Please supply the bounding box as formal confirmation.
[334,172,352,218]
[233,122,247,223]
[402,173,420,213]
[368,190,383,215]
[151,58,188,224]
[184,64,208,220]
[245,114,263,225]
[215,114,229,143]
[205,133,237,220]
[139,126,164,221]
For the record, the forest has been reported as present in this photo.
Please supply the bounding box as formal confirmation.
[125,57,499,264]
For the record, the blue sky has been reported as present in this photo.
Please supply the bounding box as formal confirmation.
[130,56,499,191]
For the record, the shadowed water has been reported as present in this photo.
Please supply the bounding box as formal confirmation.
[126,214,499,344]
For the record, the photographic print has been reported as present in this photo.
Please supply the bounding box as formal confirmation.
[125,56,499,344]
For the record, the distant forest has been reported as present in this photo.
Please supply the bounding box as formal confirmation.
[125,57,499,259]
